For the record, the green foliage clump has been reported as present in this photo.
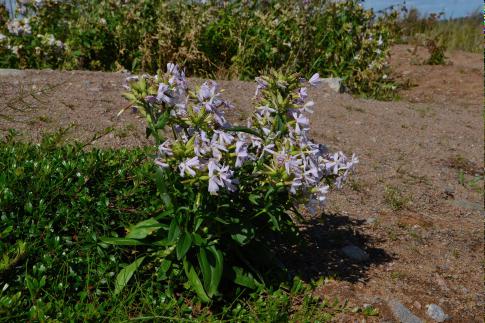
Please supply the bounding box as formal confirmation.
[0,131,344,321]
[0,0,398,99]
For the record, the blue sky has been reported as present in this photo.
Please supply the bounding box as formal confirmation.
[362,0,482,18]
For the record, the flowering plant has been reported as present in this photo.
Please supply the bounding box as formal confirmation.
[103,64,357,301]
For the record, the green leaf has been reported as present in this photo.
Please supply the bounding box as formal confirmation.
[154,208,174,220]
[224,126,262,138]
[207,246,223,297]
[155,168,173,209]
[152,245,176,258]
[214,217,230,224]
[192,233,206,246]
[264,187,275,201]
[0,226,13,239]
[194,217,204,232]
[155,112,170,130]
[125,218,162,239]
[100,237,146,246]
[176,232,192,260]
[248,194,260,205]
[183,259,210,303]
[231,233,249,245]
[114,256,145,295]
[231,266,258,289]
[197,248,211,293]
[268,212,280,231]
[167,219,180,243]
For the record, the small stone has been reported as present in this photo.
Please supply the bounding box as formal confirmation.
[366,217,377,225]
[321,77,344,93]
[413,301,422,310]
[443,187,454,199]
[435,274,449,291]
[341,245,370,262]
[426,304,449,322]
[388,299,424,323]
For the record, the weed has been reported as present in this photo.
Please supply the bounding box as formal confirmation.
[447,155,480,174]
[386,227,399,241]
[384,185,410,211]
[36,115,52,123]
[407,229,423,244]
[344,105,365,113]
[390,271,406,281]
[348,178,366,192]
[425,36,447,65]
[114,123,136,139]
[362,304,380,316]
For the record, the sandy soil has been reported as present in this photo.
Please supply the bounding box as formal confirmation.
[0,45,483,322]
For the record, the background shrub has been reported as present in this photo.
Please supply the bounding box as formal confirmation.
[0,0,397,98]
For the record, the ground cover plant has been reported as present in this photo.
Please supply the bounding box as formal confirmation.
[0,0,397,99]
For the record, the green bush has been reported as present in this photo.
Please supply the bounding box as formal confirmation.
[0,0,398,99]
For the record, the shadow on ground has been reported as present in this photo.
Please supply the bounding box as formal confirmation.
[277,213,393,283]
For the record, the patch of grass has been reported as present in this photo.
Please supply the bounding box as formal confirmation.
[414,105,435,118]
[344,105,365,113]
[447,155,481,175]
[457,171,485,194]
[114,123,137,139]
[386,227,399,241]
[384,186,410,211]
[37,115,53,123]
[361,304,380,317]
[0,131,340,321]
[390,271,407,281]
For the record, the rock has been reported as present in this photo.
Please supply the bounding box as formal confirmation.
[449,199,484,213]
[435,274,449,291]
[321,77,344,93]
[0,68,24,77]
[387,299,424,323]
[413,301,422,310]
[366,217,377,225]
[443,187,454,199]
[341,245,370,262]
[426,304,449,322]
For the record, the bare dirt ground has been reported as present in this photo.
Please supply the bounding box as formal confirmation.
[0,45,483,322]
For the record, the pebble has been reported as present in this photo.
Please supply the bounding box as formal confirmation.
[443,187,454,199]
[341,245,370,262]
[426,304,449,322]
[321,77,344,93]
[365,217,377,225]
[387,299,424,323]
[413,301,422,310]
